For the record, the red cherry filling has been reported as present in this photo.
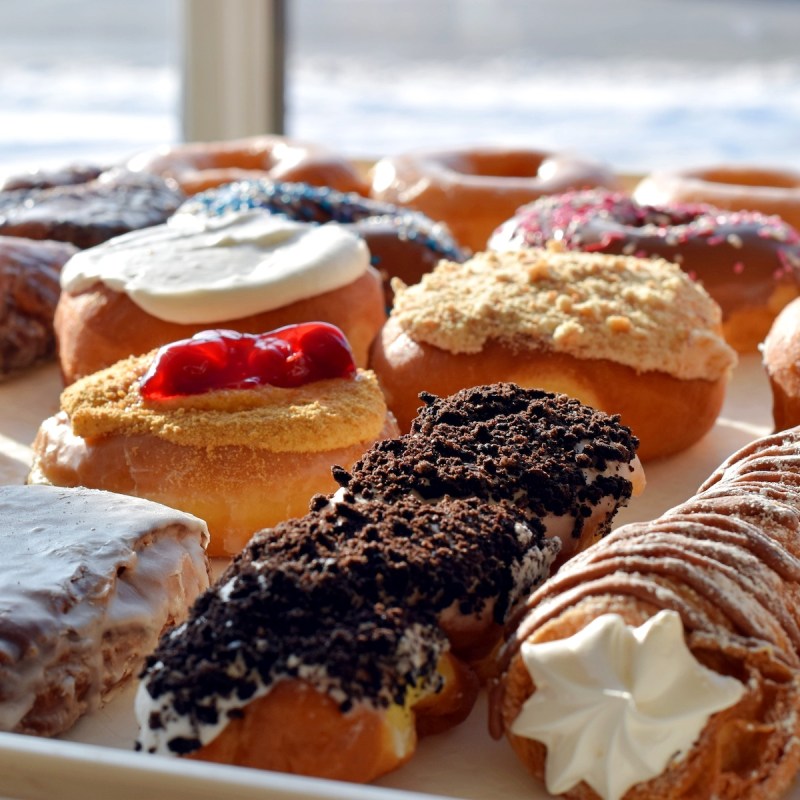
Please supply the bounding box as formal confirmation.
[139,322,356,401]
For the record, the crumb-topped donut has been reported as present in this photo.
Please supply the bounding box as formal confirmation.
[55,209,386,382]
[0,235,77,378]
[0,484,209,738]
[126,134,369,196]
[369,146,620,252]
[490,188,800,353]
[634,164,800,231]
[177,179,468,304]
[370,248,737,459]
[332,384,644,565]
[30,324,398,557]
[0,168,185,250]
[136,564,451,782]
[135,493,554,780]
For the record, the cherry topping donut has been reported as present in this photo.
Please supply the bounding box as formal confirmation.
[126,134,369,196]
[634,165,800,230]
[490,188,800,353]
[177,180,468,303]
[140,323,356,400]
[369,146,620,252]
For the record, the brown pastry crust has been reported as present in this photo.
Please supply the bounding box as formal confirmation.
[763,296,800,431]
[55,266,386,383]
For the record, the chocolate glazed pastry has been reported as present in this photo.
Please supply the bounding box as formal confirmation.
[0,168,185,249]
[332,383,644,566]
[0,235,77,377]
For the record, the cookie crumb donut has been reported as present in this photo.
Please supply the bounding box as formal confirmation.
[126,134,369,196]
[0,168,185,250]
[490,188,800,352]
[370,146,620,252]
[55,209,386,382]
[332,383,645,565]
[634,164,800,230]
[177,179,468,305]
[762,296,800,431]
[0,235,77,378]
[370,248,737,460]
[0,484,209,737]
[30,324,398,557]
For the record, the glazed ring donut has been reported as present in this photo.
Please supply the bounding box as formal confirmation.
[490,188,800,353]
[369,146,620,252]
[634,165,800,230]
[126,134,369,196]
[178,179,468,304]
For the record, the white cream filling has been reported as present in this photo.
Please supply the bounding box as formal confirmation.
[60,210,370,324]
[512,611,745,800]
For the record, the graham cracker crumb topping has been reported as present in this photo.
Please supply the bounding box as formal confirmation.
[60,352,388,453]
[391,248,737,381]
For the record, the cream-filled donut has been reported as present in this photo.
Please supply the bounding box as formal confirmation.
[55,209,386,383]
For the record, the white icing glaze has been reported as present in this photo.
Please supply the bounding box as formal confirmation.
[60,210,370,324]
[511,610,745,800]
[0,484,210,735]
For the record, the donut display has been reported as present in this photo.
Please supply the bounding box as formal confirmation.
[54,208,386,382]
[490,188,800,353]
[370,247,737,460]
[0,484,209,737]
[492,427,800,800]
[126,134,369,196]
[4,136,800,797]
[29,323,398,557]
[370,146,620,252]
[634,165,800,230]
[177,179,468,304]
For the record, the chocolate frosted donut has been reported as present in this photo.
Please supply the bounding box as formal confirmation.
[332,383,644,564]
[0,168,185,249]
[178,180,468,303]
[490,188,800,353]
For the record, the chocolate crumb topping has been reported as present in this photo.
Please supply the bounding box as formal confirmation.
[139,561,446,755]
[334,384,639,541]
[243,495,559,630]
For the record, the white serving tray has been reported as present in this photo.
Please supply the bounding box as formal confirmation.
[0,356,796,800]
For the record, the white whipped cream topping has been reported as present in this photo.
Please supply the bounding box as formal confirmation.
[511,610,745,800]
[60,210,370,323]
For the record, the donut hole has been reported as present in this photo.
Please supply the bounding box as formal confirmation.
[439,151,547,180]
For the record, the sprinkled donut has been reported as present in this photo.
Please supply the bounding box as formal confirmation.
[177,180,468,304]
[370,146,620,252]
[126,134,369,196]
[634,164,800,230]
[490,188,800,353]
